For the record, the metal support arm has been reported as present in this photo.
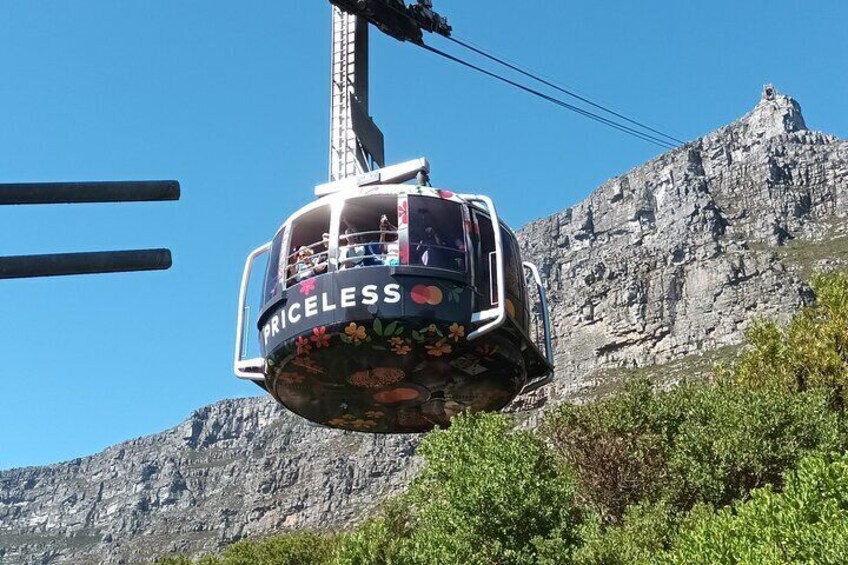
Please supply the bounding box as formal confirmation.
[0,249,172,280]
[0,180,180,206]
[234,242,271,380]
[521,261,555,394]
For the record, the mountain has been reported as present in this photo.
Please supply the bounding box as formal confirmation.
[517,85,848,408]
[2,87,847,565]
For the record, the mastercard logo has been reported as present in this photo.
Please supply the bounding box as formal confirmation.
[410,285,444,306]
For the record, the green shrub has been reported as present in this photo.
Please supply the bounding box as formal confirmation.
[332,498,410,565]
[401,411,583,565]
[544,380,843,523]
[664,384,843,509]
[216,532,334,565]
[543,380,670,522]
[660,453,848,564]
[575,501,677,565]
[153,557,197,565]
[153,532,334,565]
[728,272,848,403]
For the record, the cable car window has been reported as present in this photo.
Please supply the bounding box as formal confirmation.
[474,212,527,326]
[339,195,399,268]
[409,195,466,272]
[501,225,528,327]
[264,227,286,302]
[475,211,496,305]
[286,206,331,287]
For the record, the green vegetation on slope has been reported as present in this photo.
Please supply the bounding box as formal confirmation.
[153,532,335,565]
[154,272,848,565]
[660,453,848,565]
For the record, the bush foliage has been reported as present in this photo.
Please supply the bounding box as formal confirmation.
[659,453,848,564]
[543,380,843,523]
[398,412,583,564]
[153,532,333,565]
[151,273,848,565]
[727,272,848,401]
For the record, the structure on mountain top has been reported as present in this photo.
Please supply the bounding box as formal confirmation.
[233,0,554,433]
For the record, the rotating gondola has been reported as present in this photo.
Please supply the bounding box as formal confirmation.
[233,1,553,433]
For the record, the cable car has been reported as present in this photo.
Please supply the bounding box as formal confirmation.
[233,1,553,433]
[235,162,552,433]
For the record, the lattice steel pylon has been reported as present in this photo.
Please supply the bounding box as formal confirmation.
[326,1,450,184]
[329,7,379,182]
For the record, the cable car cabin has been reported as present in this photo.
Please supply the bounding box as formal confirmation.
[235,185,553,433]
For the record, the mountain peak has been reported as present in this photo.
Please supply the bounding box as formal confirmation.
[742,84,807,138]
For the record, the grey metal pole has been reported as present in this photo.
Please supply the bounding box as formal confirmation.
[0,180,180,205]
[0,249,172,279]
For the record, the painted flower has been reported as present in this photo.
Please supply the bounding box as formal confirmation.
[296,336,312,356]
[505,298,516,318]
[437,189,455,200]
[349,367,405,388]
[330,415,376,429]
[448,323,465,342]
[398,201,409,225]
[349,419,378,430]
[426,339,453,357]
[345,322,367,343]
[299,277,316,296]
[393,343,413,356]
[427,324,438,334]
[389,336,405,347]
[399,244,409,265]
[310,326,331,349]
[365,410,385,419]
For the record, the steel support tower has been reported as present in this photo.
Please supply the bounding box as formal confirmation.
[327,1,450,184]
[329,7,379,182]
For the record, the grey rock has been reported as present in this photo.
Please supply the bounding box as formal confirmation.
[2,86,847,564]
[1,399,420,564]
[517,86,847,407]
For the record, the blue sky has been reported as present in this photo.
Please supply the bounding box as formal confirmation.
[1,0,846,469]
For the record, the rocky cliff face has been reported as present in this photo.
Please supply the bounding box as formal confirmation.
[518,86,848,406]
[3,87,847,565]
[0,399,421,564]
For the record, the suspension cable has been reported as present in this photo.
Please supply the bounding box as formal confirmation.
[418,43,678,150]
[446,35,686,146]
[364,0,682,150]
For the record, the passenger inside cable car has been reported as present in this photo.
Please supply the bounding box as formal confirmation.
[339,195,400,268]
[289,244,328,282]
[410,197,465,271]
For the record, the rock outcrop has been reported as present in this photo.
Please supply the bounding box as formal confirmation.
[518,85,848,405]
[2,87,847,564]
[1,399,420,564]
